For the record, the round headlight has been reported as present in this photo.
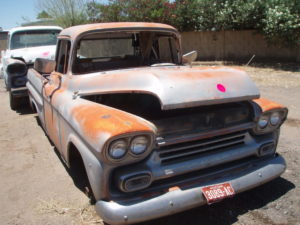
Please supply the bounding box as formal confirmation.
[108,139,127,159]
[130,136,149,155]
[270,112,281,126]
[258,115,269,129]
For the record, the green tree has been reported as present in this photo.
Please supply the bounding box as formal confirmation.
[36,0,89,28]
[37,10,52,19]
[87,0,176,24]
[86,0,300,47]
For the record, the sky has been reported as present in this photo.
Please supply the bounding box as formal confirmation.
[0,0,109,31]
[0,0,37,30]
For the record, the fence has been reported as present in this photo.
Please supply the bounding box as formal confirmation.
[1,30,300,62]
[0,31,8,57]
[181,30,300,62]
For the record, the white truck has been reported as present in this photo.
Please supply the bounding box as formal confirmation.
[1,26,62,109]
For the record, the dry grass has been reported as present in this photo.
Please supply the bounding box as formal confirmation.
[243,66,300,88]
[36,198,103,225]
[193,61,300,88]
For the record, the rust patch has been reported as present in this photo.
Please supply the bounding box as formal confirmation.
[253,98,286,112]
[59,22,179,41]
[71,104,153,141]
[168,186,180,192]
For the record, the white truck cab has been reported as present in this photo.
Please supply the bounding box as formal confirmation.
[2,26,62,109]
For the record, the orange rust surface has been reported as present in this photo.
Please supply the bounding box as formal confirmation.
[253,98,286,112]
[59,22,178,41]
[44,102,60,148]
[71,104,153,141]
[168,186,180,192]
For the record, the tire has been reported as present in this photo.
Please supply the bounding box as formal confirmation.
[9,91,19,110]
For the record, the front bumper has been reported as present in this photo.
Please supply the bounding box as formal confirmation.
[11,86,28,97]
[95,155,286,225]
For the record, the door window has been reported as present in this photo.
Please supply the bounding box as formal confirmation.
[56,40,71,74]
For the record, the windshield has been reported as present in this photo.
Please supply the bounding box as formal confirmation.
[73,31,180,74]
[10,30,60,50]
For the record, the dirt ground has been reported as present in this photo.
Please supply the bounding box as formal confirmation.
[0,63,299,225]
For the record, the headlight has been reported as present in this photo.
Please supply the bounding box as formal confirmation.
[106,134,153,162]
[270,112,281,126]
[108,139,127,160]
[253,109,287,135]
[258,115,269,129]
[130,136,149,155]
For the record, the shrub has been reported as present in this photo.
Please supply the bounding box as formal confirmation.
[260,0,300,47]
[86,0,300,47]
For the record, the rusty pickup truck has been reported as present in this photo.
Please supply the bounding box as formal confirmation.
[26,23,288,225]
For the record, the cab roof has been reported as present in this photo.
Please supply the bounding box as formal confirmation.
[9,26,62,35]
[59,22,179,40]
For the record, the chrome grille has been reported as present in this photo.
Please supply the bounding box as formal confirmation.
[157,131,246,164]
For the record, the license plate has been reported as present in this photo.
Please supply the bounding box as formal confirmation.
[202,182,235,204]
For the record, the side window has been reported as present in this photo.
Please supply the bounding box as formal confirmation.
[56,40,71,74]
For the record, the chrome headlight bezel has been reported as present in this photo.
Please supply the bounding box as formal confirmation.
[258,115,269,129]
[253,109,288,135]
[129,136,149,156]
[105,133,153,163]
[270,112,281,126]
[108,139,128,160]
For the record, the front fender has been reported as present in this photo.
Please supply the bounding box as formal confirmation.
[68,99,156,157]
[59,98,156,199]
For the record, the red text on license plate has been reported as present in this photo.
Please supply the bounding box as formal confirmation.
[202,182,235,204]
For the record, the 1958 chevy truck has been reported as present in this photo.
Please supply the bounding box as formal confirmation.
[1,26,62,109]
[26,23,288,225]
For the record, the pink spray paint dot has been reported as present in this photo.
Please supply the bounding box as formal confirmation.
[217,84,226,93]
[42,51,50,56]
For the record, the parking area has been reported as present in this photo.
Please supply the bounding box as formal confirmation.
[0,63,299,225]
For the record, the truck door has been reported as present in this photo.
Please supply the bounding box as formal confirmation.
[43,40,70,150]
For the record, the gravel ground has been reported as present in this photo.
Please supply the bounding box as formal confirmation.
[0,63,299,225]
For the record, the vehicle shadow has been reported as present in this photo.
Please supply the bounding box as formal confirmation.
[33,114,92,199]
[138,177,295,225]
[15,97,33,115]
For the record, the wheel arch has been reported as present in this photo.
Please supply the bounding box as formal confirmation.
[66,134,104,200]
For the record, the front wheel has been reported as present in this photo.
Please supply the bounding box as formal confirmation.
[9,91,19,110]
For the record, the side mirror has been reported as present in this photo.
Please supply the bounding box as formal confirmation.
[34,58,56,74]
[182,50,197,64]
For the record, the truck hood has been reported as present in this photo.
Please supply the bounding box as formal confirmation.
[7,45,56,64]
[72,66,260,110]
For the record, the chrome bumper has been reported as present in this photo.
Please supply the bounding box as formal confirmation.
[11,86,28,97]
[95,155,286,225]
